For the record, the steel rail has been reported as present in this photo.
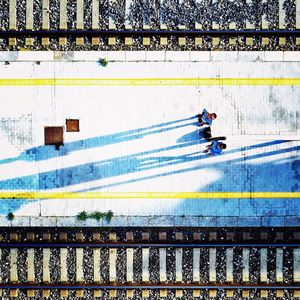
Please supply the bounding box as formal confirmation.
[0,243,299,248]
[0,29,300,37]
[0,283,299,289]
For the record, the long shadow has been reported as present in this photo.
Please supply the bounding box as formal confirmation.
[0,138,296,191]
[79,142,299,191]
[0,116,198,164]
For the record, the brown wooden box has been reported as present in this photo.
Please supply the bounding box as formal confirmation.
[44,126,63,146]
[66,119,80,132]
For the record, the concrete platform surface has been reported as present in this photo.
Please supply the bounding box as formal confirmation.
[0,51,299,227]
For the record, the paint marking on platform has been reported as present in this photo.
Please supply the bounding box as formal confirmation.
[0,192,299,199]
[0,78,299,86]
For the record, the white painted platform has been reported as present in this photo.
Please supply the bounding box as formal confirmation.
[0,51,298,228]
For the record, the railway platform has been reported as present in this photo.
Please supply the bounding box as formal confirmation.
[0,50,299,227]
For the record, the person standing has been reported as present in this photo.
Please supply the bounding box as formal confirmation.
[204,141,226,156]
[198,109,217,126]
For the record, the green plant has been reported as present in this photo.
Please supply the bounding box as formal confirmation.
[105,210,114,223]
[90,211,105,221]
[7,212,14,221]
[77,211,88,221]
[98,58,108,67]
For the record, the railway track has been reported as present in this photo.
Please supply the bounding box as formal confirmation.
[0,0,300,50]
[1,230,300,298]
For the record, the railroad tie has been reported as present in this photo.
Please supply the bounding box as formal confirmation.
[142,232,150,241]
[175,290,183,298]
[260,248,268,282]
[10,248,18,282]
[125,0,133,29]
[279,0,286,29]
[160,289,167,298]
[142,290,149,298]
[42,249,50,282]
[27,290,35,297]
[226,290,234,298]
[9,0,17,30]
[127,289,134,298]
[0,249,1,283]
[59,232,68,242]
[26,232,35,241]
[109,290,117,298]
[93,232,101,242]
[209,248,216,282]
[175,248,183,282]
[294,290,300,298]
[42,0,50,30]
[10,290,18,297]
[108,0,116,29]
[42,290,50,298]
[94,290,102,297]
[276,248,283,282]
[76,248,84,282]
[109,248,117,282]
[226,248,233,282]
[92,0,99,29]
[27,248,35,282]
[242,248,250,282]
[60,248,68,282]
[126,232,134,242]
[10,233,18,242]
[76,0,84,30]
[159,232,167,241]
[175,232,183,241]
[26,0,34,30]
[43,233,51,242]
[76,290,84,297]
[246,0,254,29]
[159,248,167,282]
[59,0,67,30]
[93,248,101,283]
[294,248,300,282]
[261,0,269,29]
[193,248,200,282]
[297,0,300,29]
[109,232,117,241]
[193,290,201,297]
[126,248,134,282]
[142,248,150,282]
[261,290,268,298]
[159,0,167,29]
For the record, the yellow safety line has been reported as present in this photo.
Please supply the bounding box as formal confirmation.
[0,78,299,86]
[0,192,299,199]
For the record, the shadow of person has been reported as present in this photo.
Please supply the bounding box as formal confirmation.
[177,128,205,144]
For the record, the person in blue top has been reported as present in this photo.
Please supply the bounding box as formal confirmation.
[204,141,226,156]
[198,109,217,126]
